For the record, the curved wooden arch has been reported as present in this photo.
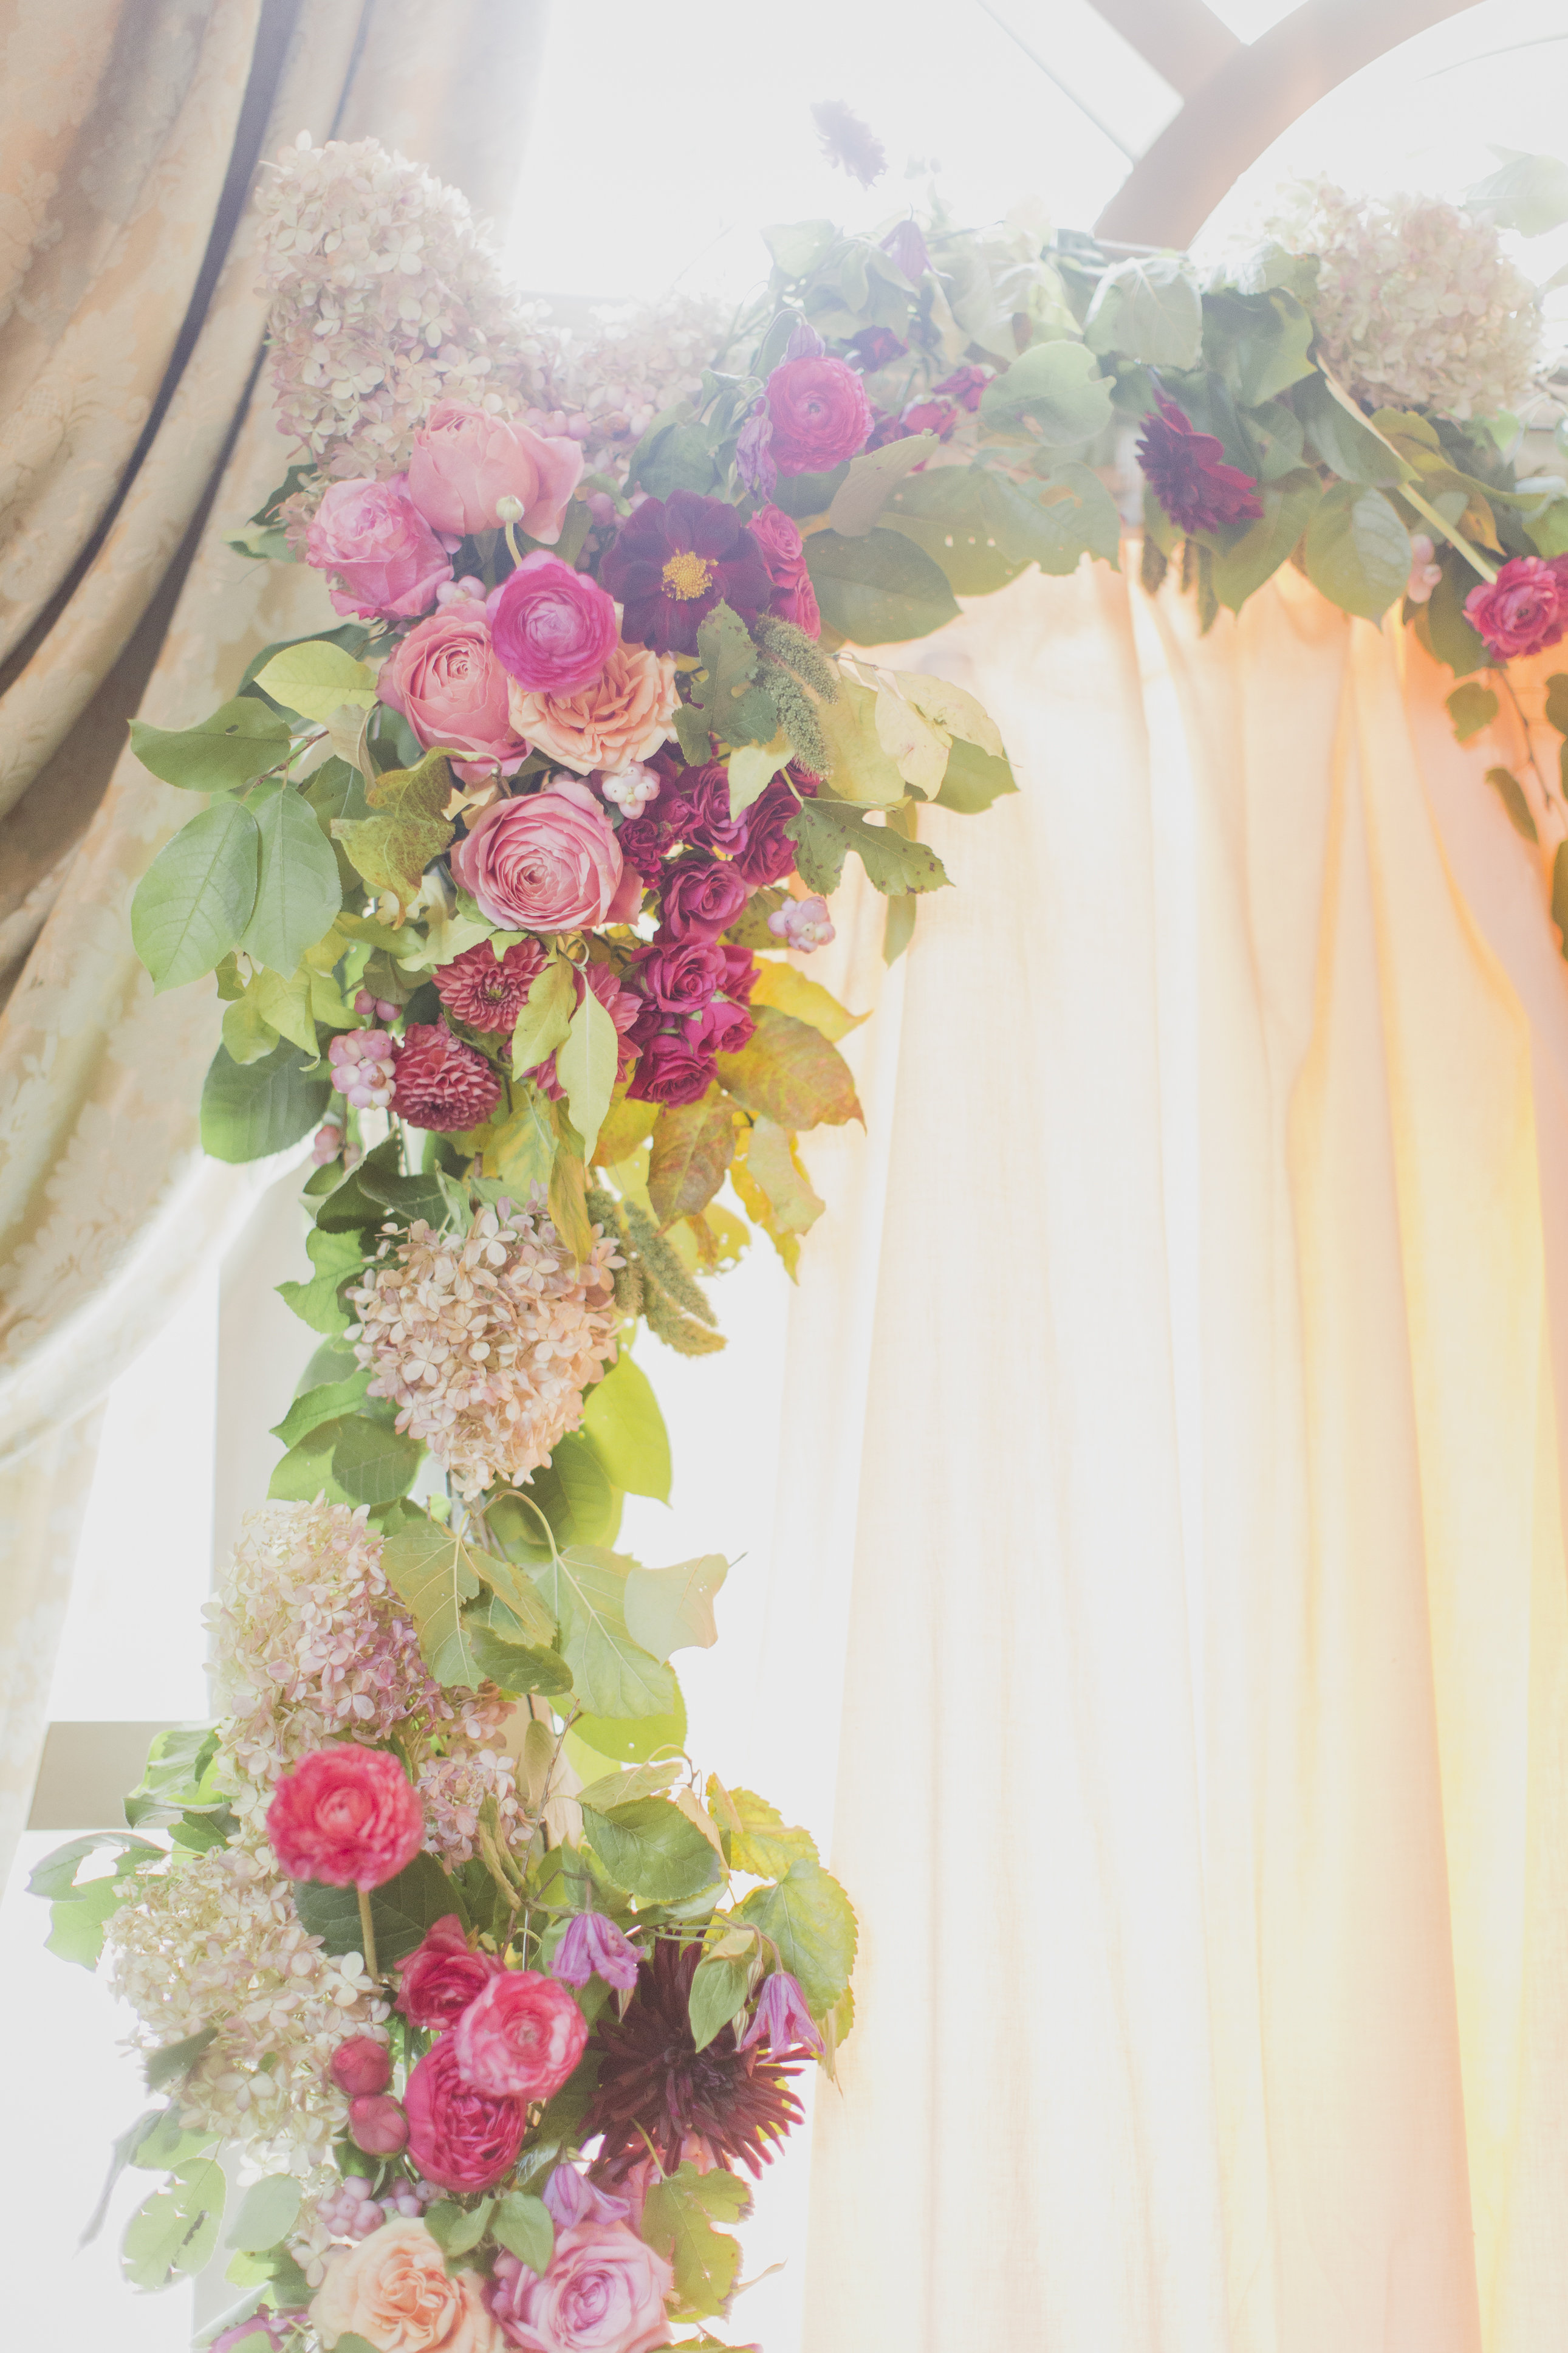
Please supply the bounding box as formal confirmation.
[1094,0,1485,246]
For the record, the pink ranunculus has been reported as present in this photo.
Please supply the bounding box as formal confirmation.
[1464,554,1568,659]
[397,1916,505,2033]
[656,854,750,944]
[507,641,679,775]
[378,605,529,785]
[305,476,453,619]
[408,402,584,543]
[267,1745,425,1891]
[487,553,620,697]
[349,2094,411,2157]
[453,1969,589,2101]
[405,2032,528,2196]
[451,779,640,932]
[747,504,820,636]
[763,356,874,475]
[329,2035,392,2097]
[487,2222,673,2353]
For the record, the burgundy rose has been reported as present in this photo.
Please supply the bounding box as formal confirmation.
[748,505,821,636]
[658,855,750,944]
[631,940,727,1016]
[729,777,798,888]
[404,2031,527,2195]
[626,1029,717,1107]
[1137,391,1263,535]
[396,1915,504,2033]
[717,944,758,1001]
[434,938,548,1032]
[392,1021,502,1133]
[1465,555,1568,659]
[613,812,674,882]
[453,1968,590,2101]
[267,1746,424,1891]
[487,551,619,696]
[677,762,749,856]
[600,489,772,656]
[900,395,959,442]
[691,997,754,1055]
[933,363,993,411]
[764,356,874,475]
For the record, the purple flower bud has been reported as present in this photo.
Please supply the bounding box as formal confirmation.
[551,1911,642,1994]
[881,219,931,282]
[784,318,827,361]
[736,407,776,499]
[543,2162,632,2228]
[737,1968,823,2058]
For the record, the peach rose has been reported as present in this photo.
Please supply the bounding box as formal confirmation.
[408,402,584,544]
[507,641,678,775]
[310,2217,502,2352]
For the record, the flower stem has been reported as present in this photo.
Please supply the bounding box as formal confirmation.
[357,1887,380,1985]
[1400,483,1499,586]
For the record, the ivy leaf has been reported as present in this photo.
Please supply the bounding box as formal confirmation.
[736,1858,857,2013]
[333,750,456,911]
[200,1040,332,1164]
[513,959,577,1077]
[979,340,1114,447]
[131,798,261,991]
[527,1546,676,1719]
[804,528,958,645]
[557,982,619,1163]
[129,696,290,791]
[581,1351,672,1502]
[786,798,950,898]
[278,1223,365,1335]
[647,1088,736,1227]
[239,785,343,974]
[583,1797,724,1905]
[640,2164,749,2317]
[715,1004,861,1129]
[252,640,378,723]
[623,1554,728,1661]
[1303,484,1411,621]
[383,1514,554,1683]
[688,605,770,744]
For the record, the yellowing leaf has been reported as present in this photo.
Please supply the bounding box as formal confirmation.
[897,671,1005,757]
[727,735,793,816]
[813,675,907,806]
[747,961,863,1043]
[253,640,378,723]
[647,1088,736,1227]
[332,751,456,912]
[513,958,576,1076]
[247,967,316,1056]
[874,685,948,795]
[623,1554,729,1659]
[741,1116,826,1242]
[716,1005,861,1130]
[556,982,618,1163]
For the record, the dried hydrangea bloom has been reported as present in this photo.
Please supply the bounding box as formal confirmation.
[532,293,730,477]
[349,1198,620,1498]
[417,1744,524,1866]
[106,1843,386,2171]
[255,134,546,479]
[1262,179,1539,421]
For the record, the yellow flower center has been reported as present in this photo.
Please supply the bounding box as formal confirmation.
[661,549,714,600]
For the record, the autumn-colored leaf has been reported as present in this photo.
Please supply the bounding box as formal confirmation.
[648,1089,736,1227]
[716,1006,861,1130]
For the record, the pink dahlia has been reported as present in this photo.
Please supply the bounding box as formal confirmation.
[392,1022,502,1132]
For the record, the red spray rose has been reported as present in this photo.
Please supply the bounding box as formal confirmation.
[747,505,821,636]
[600,489,772,656]
[677,763,750,856]
[1464,555,1568,659]
[730,776,799,888]
[1137,391,1263,535]
[392,1022,502,1133]
[658,856,750,944]
[453,1968,590,2101]
[404,2031,527,2194]
[267,1746,424,1891]
[764,356,874,475]
[396,1915,504,2033]
[626,1030,717,1107]
[691,997,755,1055]
[630,940,728,1016]
[487,551,619,696]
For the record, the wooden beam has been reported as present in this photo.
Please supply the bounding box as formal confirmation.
[1087,0,1241,99]
[1094,0,1484,247]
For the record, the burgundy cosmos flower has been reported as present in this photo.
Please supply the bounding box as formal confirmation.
[600,490,771,655]
[1464,554,1568,659]
[1137,391,1263,536]
[583,1939,805,2180]
[392,1021,502,1132]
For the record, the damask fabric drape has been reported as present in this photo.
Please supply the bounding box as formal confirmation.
[0,0,549,1876]
[756,564,1568,2353]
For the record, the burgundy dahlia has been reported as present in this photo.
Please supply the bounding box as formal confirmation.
[582,1939,805,2180]
[434,938,547,1032]
[599,490,772,656]
[1137,391,1263,536]
[392,1021,502,1132]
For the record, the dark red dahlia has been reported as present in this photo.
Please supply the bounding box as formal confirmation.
[392,1021,502,1132]
[1137,391,1264,536]
[434,938,547,1032]
[583,1939,804,2179]
[599,490,772,656]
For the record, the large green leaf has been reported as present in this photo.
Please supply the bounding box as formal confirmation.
[226,2175,303,2255]
[1084,255,1202,366]
[718,1787,819,1880]
[131,797,261,992]
[527,1546,676,1719]
[1200,286,1316,406]
[383,1514,553,1683]
[463,1618,575,1700]
[1295,373,1405,488]
[623,1555,728,1660]
[277,1223,365,1335]
[1465,150,1568,236]
[292,1850,465,1968]
[716,1004,861,1129]
[1209,468,1321,613]
[640,2164,749,2317]
[122,2160,226,2290]
[200,1040,331,1164]
[736,1858,857,2014]
[581,1352,672,1502]
[330,1414,423,1509]
[804,528,959,645]
[1303,483,1411,621]
[239,784,342,975]
[129,696,290,791]
[979,340,1114,448]
[582,1796,724,1903]
[688,1951,753,2052]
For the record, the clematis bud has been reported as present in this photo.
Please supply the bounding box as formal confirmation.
[550,1911,642,1994]
[736,1968,823,2058]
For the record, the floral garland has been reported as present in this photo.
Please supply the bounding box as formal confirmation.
[32,128,1568,2353]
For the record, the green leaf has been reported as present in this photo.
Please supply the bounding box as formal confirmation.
[575,1760,683,1810]
[122,2159,227,2290]
[278,1223,364,1335]
[226,2175,302,2254]
[736,1858,857,2013]
[727,737,792,813]
[1446,683,1500,744]
[936,735,1018,814]
[426,2197,495,2259]
[1208,468,1321,614]
[238,784,343,975]
[200,1040,331,1164]
[1465,150,1568,236]
[463,1620,575,1699]
[490,1432,624,1559]
[689,1953,753,2052]
[804,527,959,645]
[640,2163,748,2317]
[1303,483,1411,621]
[582,1352,672,1503]
[583,1796,724,1904]
[270,1371,371,1451]
[292,1850,465,1967]
[253,641,377,723]
[557,982,619,1163]
[268,1415,351,1503]
[1295,373,1406,487]
[1547,676,1568,739]
[492,2191,554,2273]
[1487,765,1539,844]
[762,218,837,276]
[688,604,769,744]
[786,798,950,899]
[719,1787,819,1880]
[572,1680,687,1764]
[129,697,290,792]
[333,750,456,912]
[528,1546,677,1720]
[715,1003,861,1129]
[825,435,940,537]
[244,966,317,1055]
[623,1555,728,1661]
[1200,287,1316,405]
[1084,255,1202,366]
[331,1413,423,1509]
[132,798,261,991]
[383,1514,553,1683]
[770,461,851,521]
[1424,560,1490,678]
[646,1089,735,1228]
[979,340,1114,448]
[883,893,916,965]
[513,958,577,1076]
[144,2025,218,2092]
[29,1832,160,1970]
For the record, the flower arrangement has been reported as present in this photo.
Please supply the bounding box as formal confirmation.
[33,117,1568,2353]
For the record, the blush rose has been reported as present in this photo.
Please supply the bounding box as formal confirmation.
[763,356,874,475]
[266,1745,425,1890]
[747,504,821,635]
[378,605,529,783]
[451,780,640,932]
[488,553,619,697]
[507,641,678,775]
[404,2033,527,2195]
[408,402,583,543]
[487,2221,673,2353]
[310,2217,502,2353]
[453,1969,589,2101]
[305,476,453,619]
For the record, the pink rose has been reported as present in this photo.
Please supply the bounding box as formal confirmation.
[378,605,529,784]
[310,2217,502,2353]
[1464,554,1568,659]
[408,402,584,543]
[747,505,821,636]
[452,780,640,932]
[487,2223,673,2353]
[305,476,453,619]
[349,2094,410,2156]
[507,641,678,775]
[763,356,874,475]
[453,1969,589,2101]
[397,1916,505,2033]
[488,553,619,696]
[656,854,749,943]
[267,1745,425,1890]
[405,2033,527,2195]
[329,2035,391,2097]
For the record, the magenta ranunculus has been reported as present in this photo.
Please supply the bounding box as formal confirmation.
[267,1746,425,1891]
[329,2036,392,2097]
[630,940,727,1016]
[404,2032,527,2196]
[377,603,528,783]
[764,356,874,475]
[625,1029,716,1107]
[486,2223,674,2353]
[488,552,619,696]
[349,2094,410,2157]
[453,1969,589,2102]
[1464,554,1568,659]
[729,777,799,888]
[408,402,584,543]
[657,855,750,944]
[304,476,453,619]
[451,779,639,932]
[747,504,820,636]
[396,1915,504,2033]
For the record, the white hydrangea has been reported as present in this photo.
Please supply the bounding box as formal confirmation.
[1263,179,1539,421]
